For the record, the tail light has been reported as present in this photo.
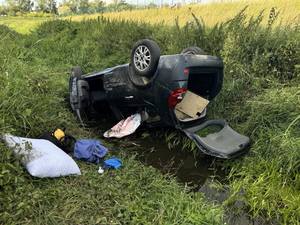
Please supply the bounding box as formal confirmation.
[168,88,187,108]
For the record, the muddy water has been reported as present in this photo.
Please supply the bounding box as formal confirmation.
[90,112,226,189]
[92,116,224,188]
[114,129,225,190]
[92,113,226,188]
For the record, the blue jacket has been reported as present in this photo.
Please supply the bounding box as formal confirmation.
[74,139,107,164]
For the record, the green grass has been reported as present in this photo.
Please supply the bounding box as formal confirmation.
[0,16,48,34]
[0,9,300,225]
[164,11,300,224]
[1,145,223,224]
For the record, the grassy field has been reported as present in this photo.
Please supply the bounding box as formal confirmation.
[0,0,299,34]
[0,3,299,225]
[71,0,300,27]
[0,16,48,33]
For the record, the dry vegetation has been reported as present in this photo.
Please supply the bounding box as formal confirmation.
[71,0,300,27]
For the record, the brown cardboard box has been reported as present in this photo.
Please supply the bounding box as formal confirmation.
[175,91,209,118]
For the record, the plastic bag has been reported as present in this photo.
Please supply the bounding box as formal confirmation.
[104,113,141,138]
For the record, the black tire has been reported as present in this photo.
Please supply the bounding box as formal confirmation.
[130,39,160,78]
[181,46,206,55]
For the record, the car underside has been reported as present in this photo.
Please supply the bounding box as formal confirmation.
[69,39,250,159]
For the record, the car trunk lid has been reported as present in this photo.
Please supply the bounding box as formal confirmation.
[172,91,250,159]
[182,119,250,159]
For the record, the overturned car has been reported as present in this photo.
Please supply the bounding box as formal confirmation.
[69,39,250,159]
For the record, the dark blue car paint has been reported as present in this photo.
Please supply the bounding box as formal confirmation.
[82,54,223,127]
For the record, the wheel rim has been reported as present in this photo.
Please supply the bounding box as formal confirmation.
[133,45,151,72]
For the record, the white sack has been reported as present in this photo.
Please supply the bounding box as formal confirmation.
[2,134,81,178]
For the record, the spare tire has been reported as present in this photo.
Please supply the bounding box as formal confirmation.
[181,46,206,55]
[130,39,160,78]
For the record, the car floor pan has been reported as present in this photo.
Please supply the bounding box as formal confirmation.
[183,119,250,159]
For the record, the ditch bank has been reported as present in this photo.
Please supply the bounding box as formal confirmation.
[99,126,281,225]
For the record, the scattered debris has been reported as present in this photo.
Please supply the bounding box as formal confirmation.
[74,139,108,164]
[39,128,76,153]
[2,134,81,178]
[103,157,122,169]
[175,90,209,120]
[104,113,142,138]
[98,166,105,174]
